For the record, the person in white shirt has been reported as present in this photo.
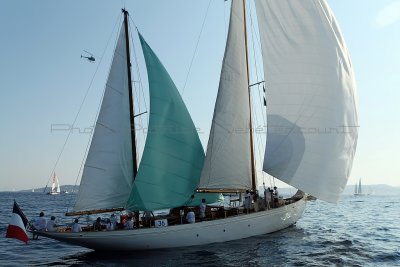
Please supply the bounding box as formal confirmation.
[199,199,206,221]
[46,216,57,232]
[32,212,47,239]
[264,187,271,209]
[34,212,47,231]
[71,218,82,233]
[110,214,118,229]
[186,209,195,223]
[106,219,115,231]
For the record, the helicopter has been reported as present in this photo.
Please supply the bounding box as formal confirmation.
[81,50,95,62]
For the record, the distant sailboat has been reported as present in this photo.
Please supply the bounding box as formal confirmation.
[31,0,358,251]
[354,178,364,196]
[47,173,61,195]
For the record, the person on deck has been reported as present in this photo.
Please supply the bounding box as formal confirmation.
[142,211,154,227]
[253,191,260,212]
[199,198,206,221]
[124,216,134,230]
[186,209,195,223]
[105,219,115,231]
[270,188,275,208]
[71,218,82,233]
[244,190,252,213]
[31,211,47,239]
[46,216,58,232]
[32,211,47,239]
[34,212,47,231]
[93,217,103,231]
[265,187,271,209]
[273,186,279,207]
[110,213,118,229]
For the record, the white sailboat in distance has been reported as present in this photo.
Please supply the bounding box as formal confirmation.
[31,0,358,251]
[354,178,364,196]
[47,173,61,195]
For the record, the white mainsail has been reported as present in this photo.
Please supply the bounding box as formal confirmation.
[73,24,133,212]
[198,0,252,191]
[256,0,358,202]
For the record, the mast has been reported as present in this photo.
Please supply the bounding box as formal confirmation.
[242,0,257,192]
[122,9,138,179]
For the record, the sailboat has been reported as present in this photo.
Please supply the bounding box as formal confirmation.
[354,178,364,196]
[47,173,61,195]
[31,0,358,251]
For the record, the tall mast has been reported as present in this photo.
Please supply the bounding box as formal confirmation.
[242,0,257,192]
[122,9,138,179]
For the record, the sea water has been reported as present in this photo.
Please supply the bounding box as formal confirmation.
[0,192,399,266]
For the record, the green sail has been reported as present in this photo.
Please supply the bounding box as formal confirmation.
[126,33,207,211]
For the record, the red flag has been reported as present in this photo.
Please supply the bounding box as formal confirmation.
[6,200,29,244]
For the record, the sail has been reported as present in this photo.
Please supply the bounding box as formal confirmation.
[197,1,252,191]
[126,33,205,211]
[73,24,133,212]
[358,179,362,194]
[256,0,358,203]
[51,180,56,193]
[51,173,60,194]
[55,175,60,193]
[51,182,56,193]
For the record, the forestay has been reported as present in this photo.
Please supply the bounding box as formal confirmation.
[73,24,134,212]
[198,0,252,191]
[255,0,358,202]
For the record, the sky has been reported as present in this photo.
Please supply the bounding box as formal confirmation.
[0,0,399,191]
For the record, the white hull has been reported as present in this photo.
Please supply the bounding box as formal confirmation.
[35,198,306,251]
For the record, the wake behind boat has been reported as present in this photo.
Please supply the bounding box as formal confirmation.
[29,0,358,251]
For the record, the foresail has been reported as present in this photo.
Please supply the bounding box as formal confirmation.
[255,0,358,202]
[198,0,252,191]
[126,33,205,211]
[73,24,133,212]
[56,175,61,193]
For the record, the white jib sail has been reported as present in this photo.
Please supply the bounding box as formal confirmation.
[55,175,60,193]
[198,0,252,190]
[255,0,358,202]
[51,181,56,193]
[73,24,133,212]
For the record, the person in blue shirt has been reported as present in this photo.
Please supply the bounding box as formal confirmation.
[186,209,195,223]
